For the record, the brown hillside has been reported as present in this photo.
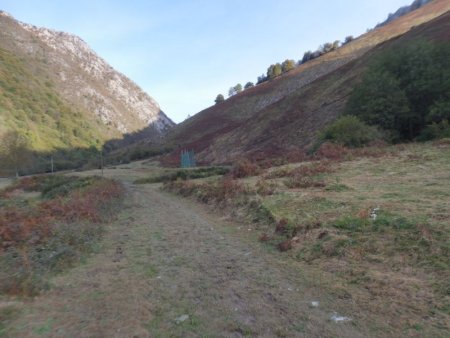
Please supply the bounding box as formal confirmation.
[163,0,450,165]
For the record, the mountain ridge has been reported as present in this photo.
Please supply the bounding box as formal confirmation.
[0,10,174,151]
[160,0,450,165]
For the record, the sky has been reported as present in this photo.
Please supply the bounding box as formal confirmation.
[1,0,412,123]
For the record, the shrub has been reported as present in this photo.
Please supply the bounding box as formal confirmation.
[284,176,326,189]
[278,239,292,252]
[418,120,450,141]
[230,159,260,178]
[0,175,124,295]
[282,161,332,188]
[255,179,276,196]
[265,167,292,179]
[320,116,381,147]
[314,142,350,161]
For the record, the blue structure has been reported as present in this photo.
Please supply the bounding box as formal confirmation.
[181,150,196,168]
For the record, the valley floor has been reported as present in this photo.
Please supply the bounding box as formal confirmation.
[2,141,449,337]
[3,179,364,337]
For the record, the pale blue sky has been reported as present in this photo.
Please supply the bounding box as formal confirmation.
[1,0,411,123]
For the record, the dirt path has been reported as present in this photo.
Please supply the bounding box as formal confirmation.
[5,181,364,337]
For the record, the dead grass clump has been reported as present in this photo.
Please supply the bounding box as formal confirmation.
[314,142,350,161]
[230,159,260,178]
[285,148,308,163]
[266,161,334,180]
[264,167,292,179]
[255,179,277,196]
[292,161,333,176]
[291,222,322,236]
[350,144,388,158]
[432,137,450,146]
[259,233,272,242]
[277,239,292,252]
[284,176,326,189]
[275,218,289,234]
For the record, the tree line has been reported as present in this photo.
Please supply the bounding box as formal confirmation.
[345,40,450,142]
[214,35,354,104]
[319,40,450,148]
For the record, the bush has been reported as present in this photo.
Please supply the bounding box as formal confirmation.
[0,175,125,295]
[418,120,450,141]
[230,159,260,178]
[320,116,381,147]
[314,142,350,161]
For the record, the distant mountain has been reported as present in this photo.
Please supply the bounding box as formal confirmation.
[0,11,174,151]
[160,0,450,165]
[376,0,432,27]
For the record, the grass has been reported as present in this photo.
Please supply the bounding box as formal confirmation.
[0,305,21,337]
[134,166,229,184]
[163,141,450,336]
[0,174,125,296]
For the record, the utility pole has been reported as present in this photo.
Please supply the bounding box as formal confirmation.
[100,149,104,176]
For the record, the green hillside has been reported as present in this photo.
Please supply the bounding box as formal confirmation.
[0,48,107,151]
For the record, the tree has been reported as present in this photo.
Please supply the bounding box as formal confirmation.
[345,40,450,141]
[244,82,254,89]
[346,70,411,140]
[267,63,282,79]
[344,35,354,44]
[215,94,225,104]
[281,59,296,73]
[332,40,341,50]
[257,74,267,84]
[0,131,31,177]
[228,84,243,97]
[302,51,313,63]
[321,42,333,53]
[427,100,450,123]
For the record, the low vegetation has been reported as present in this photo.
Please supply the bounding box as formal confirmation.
[0,175,125,296]
[134,166,229,184]
[319,115,381,148]
[163,140,450,336]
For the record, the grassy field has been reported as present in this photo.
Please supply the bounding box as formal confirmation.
[163,140,450,336]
